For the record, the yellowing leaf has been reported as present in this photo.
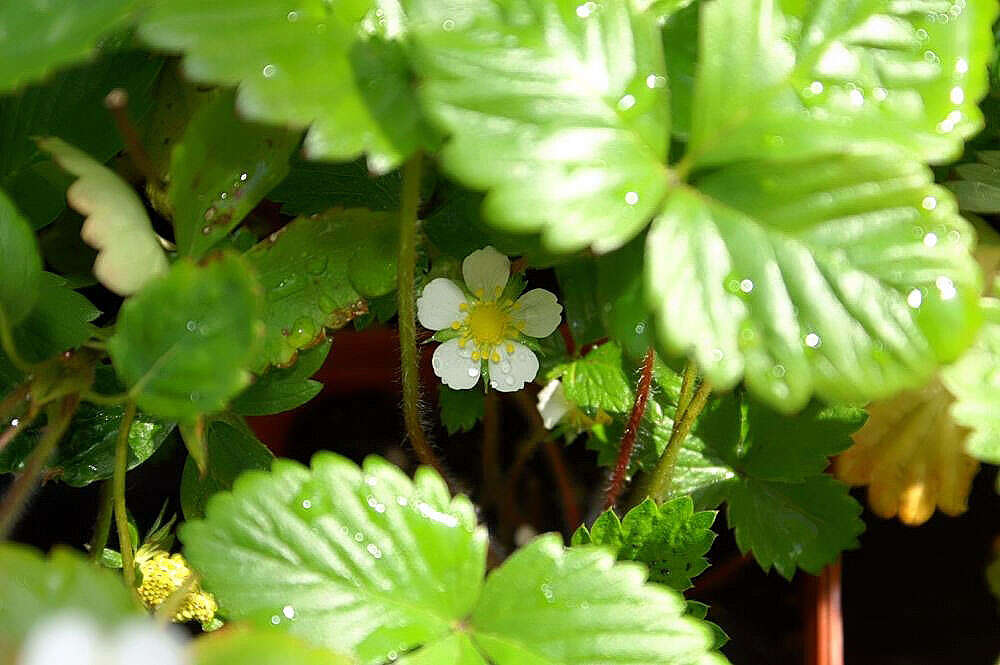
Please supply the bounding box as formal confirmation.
[835,379,978,526]
[39,137,168,295]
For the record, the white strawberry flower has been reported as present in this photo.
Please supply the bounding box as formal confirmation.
[18,612,189,665]
[417,246,562,392]
[536,379,572,429]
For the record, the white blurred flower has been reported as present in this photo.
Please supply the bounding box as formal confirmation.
[417,246,562,392]
[536,379,572,429]
[18,612,189,665]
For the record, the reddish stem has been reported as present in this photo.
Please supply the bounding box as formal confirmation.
[558,322,576,357]
[808,559,843,665]
[604,346,655,509]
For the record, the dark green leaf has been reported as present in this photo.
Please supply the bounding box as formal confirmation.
[12,272,100,363]
[169,90,299,258]
[179,418,273,521]
[269,157,404,216]
[551,342,634,413]
[245,209,397,368]
[555,260,606,347]
[596,236,655,361]
[0,189,42,325]
[408,0,670,253]
[232,340,331,416]
[438,385,485,434]
[573,497,717,592]
[946,151,1000,213]
[108,253,264,421]
[0,0,139,92]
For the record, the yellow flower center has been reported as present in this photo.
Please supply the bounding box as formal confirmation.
[451,290,525,362]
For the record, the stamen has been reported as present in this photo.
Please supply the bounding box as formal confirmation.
[491,352,501,363]
[471,351,481,361]
[475,288,484,299]
[459,303,468,311]
[506,343,515,354]
[450,321,461,330]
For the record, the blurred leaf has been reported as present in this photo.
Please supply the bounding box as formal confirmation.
[169,90,299,258]
[0,189,42,325]
[550,342,634,413]
[40,137,169,295]
[0,545,135,653]
[232,340,331,416]
[37,210,98,288]
[139,2,435,170]
[12,272,100,363]
[0,0,139,92]
[438,385,485,434]
[408,0,670,253]
[572,497,717,592]
[946,151,1000,213]
[108,254,264,421]
[269,156,404,216]
[595,237,655,362]
[193,627,353,665]
[180,417,209,476]
[180,418,273,521]
[555,260,605,347]
[660,2,697,140]
[244,209,397,369]
[647,156,982,412]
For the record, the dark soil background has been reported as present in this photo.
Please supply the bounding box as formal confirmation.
[7,327,1000,665]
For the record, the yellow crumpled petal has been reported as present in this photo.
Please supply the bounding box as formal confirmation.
[835,378,979,525]
[137,550,218,625]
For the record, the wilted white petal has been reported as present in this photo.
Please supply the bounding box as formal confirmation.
[463,246,510,299]
[489,341,539,392]
[536,379,572,429]
[515,288,562,337]
[417,278,468,331]
[18,613,100,665]
[432,339,481,390]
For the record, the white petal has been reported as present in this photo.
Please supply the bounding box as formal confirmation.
[514,288,563,337]
[417,278,468,331]
[111,622,188,665]
[488,341,539,392]
[432,339,481,390]
[537,379,572,429]
[462,246,510,299]
[19,613,101,665]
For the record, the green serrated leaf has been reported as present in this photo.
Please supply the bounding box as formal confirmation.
[647,156,982,412]
[12,272,100,363]
[180,418,274,521]
[139,1,435,170]
[108,253,264,421]
[232,340,331,416]
[0,189,42,326]
[182,454,726,665]
[269,156,405,216]
[408,0,670,253]
[169,90,299,258]
[438,384,485,434]
[688,0,996,167]
[573,497,717,592]
[551,342,634,413]
[193,627,354,665]
[245,209,397,369]
[40,137,169,296]
[0,0,139,92]
[0,545,136,652]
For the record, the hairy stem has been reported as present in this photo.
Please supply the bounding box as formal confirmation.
[604,346,656,509]
[113,401,137,590]
[0,402,37,453]
[646,378,712,502]
[396,153,444,475]
[675,361,698,421]
[89,480,114,563]
[0,395,79,539]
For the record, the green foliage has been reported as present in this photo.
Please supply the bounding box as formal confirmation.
[270,156,405,216]
[946,151,1000,213]
[180,418,274,521]
[232,340,331,416]
[0,0,139,92]
[193,628,354,665]
[438,384,485,434]
[108,254,264,421]
[244,208,397,368]
[138,0,435,170]
[0,545,135,652]
[550,342,634,413]
[168,90,299,258]
[182,454,725,665]
[0,189,42,325]
[555,260,605,347]
[11,272,100,363]
[572,497,716,592]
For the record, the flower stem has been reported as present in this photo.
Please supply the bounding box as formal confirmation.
[0,308,31,373]
[480,390,502,509]
[0,395,79,539]
[396,152,445,476]
[646,376,712,502]
[604,346,655,509]
[0,401,37,454]
[89,480,114,563]
[113,401,137,591]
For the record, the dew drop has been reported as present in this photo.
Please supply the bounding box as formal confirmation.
[956,58,969,74]
[950,86,965,104]
[201,225,212,235]
[922,196,938,210]
[301,499,312,509]
[935,275,957,300]
[9,418,18,427]
[270,615,280,625]
[772,364,786,378]
[287,10,299,21]
[282,605,296,620]
[624,191,639,205]
[907,288,923,308]
[576,2,596,17]
[262,64,277,78]
[441,18,455,30]
[646,74,666,89]
[710,348,724,362]
[873,87,888,101]
[808,81,824,95]
[804,332,821,348]
[366,543,383,559]
[618,94,636,111]
[203,207,217,221]
[848,89,864,106]
[923,232,938,247]
[739,279,754,294]
[185,320,198,332]
[467,367,480,378]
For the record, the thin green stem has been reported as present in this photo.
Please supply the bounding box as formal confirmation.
[0,308,31,373]
[82,390,130,407]
[0,396,79,539]
[646,378,712,502]
[675,361,698,422]
[396,152,444,476]
[0,402,37,453]
[89,480,114,563]
[113,401,137,591]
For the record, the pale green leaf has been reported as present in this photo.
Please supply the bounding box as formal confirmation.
[408,0,670,252]
[108,253,264,421]
[550,342,634,412]
[646,155,981,411]
[39,137,169,296]
[0,189,42,325]
[193,627,354,665]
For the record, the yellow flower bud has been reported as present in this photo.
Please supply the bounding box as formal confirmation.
[137,550,218,625]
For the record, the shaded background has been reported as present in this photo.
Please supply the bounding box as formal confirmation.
[8,326,1000,664]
